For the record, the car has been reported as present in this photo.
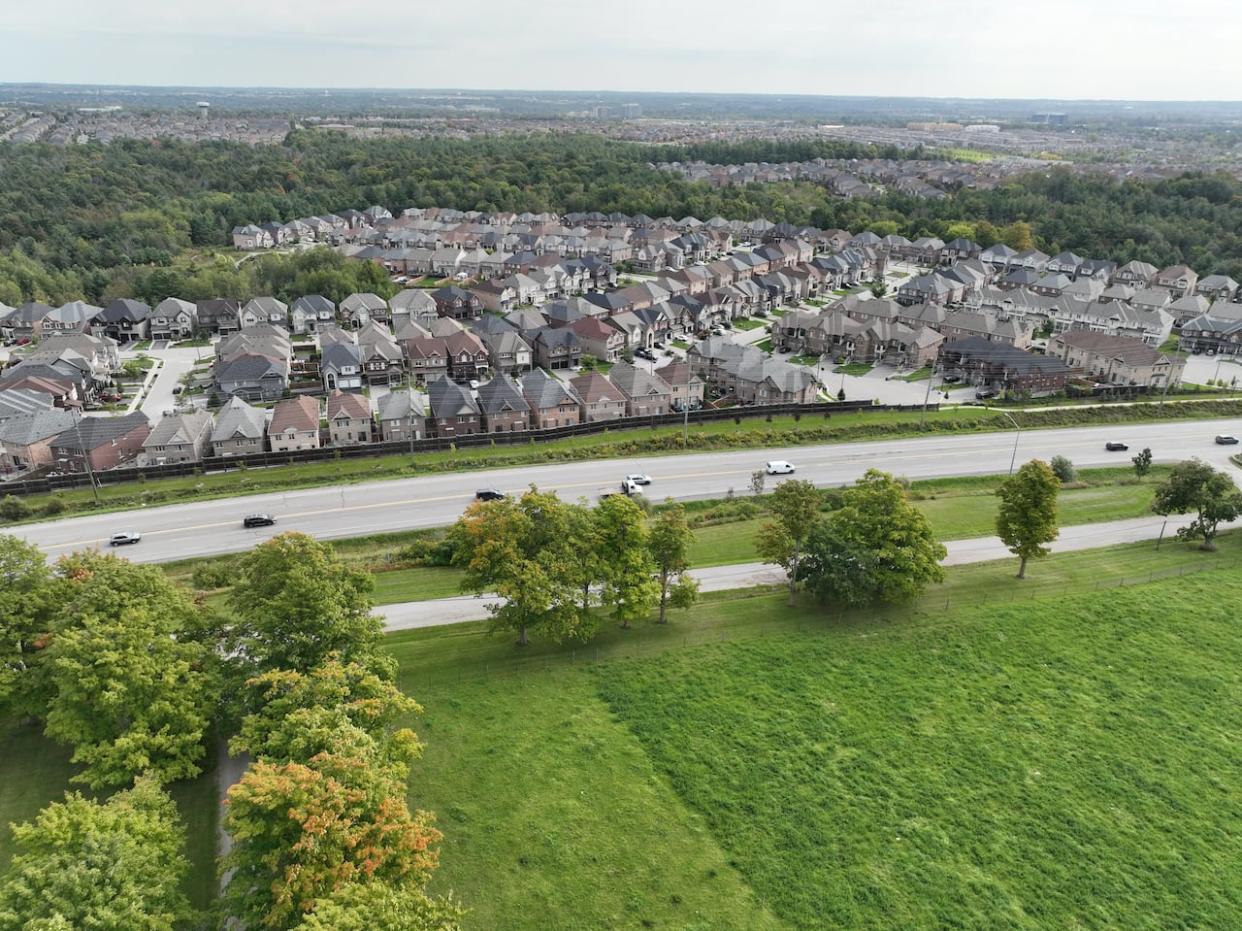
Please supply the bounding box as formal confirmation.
[1215,434,1240,445]
[653,341,665,350]
[171,385,183,395]
[1105,441,1129,452]
[634,347,654,361]
[975,389,997,400]
[720,320,733,329]
[243,513,276,528]
[625,473,652,485]
[475,488,505,502]
[108,531,142,546]
[765,460,796,475]
[468,379,480,390]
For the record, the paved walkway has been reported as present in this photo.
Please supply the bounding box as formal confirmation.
[376,512,1231,631]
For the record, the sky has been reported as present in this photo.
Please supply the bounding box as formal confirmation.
[3,0,1241,101]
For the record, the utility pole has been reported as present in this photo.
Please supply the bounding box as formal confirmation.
[73,411,100,505]
[919,361,937,429]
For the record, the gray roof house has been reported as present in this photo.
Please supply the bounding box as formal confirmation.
[211,396,268,457]
[140,410,214,464]
[377,389,426,444]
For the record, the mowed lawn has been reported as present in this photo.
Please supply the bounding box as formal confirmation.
[594,573,1242,930]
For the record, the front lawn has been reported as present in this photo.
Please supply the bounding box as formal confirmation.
[899,365,933,381]
[732,317,767,331]
[833,362,873,376]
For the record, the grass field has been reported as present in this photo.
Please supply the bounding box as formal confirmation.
[389,542,1242,930]
[833,362,873,375]
[732,317,767,331]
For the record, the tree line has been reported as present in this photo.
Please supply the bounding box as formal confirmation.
[1,133,1241,305]
[0,532,460,931]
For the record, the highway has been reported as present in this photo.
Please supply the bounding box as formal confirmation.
[12,417,1242,565]
[375,512,1233,630]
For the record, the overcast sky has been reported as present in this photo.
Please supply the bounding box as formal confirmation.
[4,0,1240,100]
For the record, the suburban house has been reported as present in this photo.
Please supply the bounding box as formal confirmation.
[290,295,337,334]
[320,340,364,392]
[140,410,214,464]
[937,338,1071,397]
[0,409,80,472]
[431,286,482,320]
[210,396,268,457]
[570,316,626,363]
[326,389,374,446]
[1180,307,1242,356]
[268,395,321,452]
[482,329,533,375]
[521,369,580,429]
[197,299,242,336]
[97,299,151,343]
[150,298,198,340]
[241,297,289,329]
[1047,330,1185,390]
[48,411,151,472]
[530,326,581,370]
[214,353,289,402]
[655,360,705,409]
[377,389,426,444]
[568,371,628,422]
[340,292,389,327]
[403,336,451,385]
[426,374,481,436]
[357,321,405,386]
[608,362,673,416]
[478,374,531,432]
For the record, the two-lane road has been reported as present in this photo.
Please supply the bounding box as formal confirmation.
[13,418,1241,564]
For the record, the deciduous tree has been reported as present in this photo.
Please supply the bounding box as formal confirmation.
[1132,447,1153,477]
[755,479,823,606]
[42,553,212,789]
[0,776,190,931]
[449,488,585,645]
[996,459,1061,578]
[227,533,383,675]
[594,493,658,629]
[292,882,462,931]
[803,470,945,606]
[648,503,698,624]
[0,535,59,717]
[1152,459,1242,551]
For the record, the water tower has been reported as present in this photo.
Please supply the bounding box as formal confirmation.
[196,101,210,122]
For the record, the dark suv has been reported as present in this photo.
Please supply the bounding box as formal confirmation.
[242,514,276,528]
[475,488,505,502]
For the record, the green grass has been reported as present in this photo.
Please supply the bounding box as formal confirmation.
[0,718,219,914]
[755,337,774,351]
[384,538,1242,929]
[671,338,690,350]
[594,572,1242,929]
[732,317,767,331]
[789,353,821,366]
[899,365,933,381]
[833,362,873,376]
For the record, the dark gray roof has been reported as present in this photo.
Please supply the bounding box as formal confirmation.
[52,411,149,450]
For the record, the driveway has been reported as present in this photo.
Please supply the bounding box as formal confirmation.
[123,344,205,418]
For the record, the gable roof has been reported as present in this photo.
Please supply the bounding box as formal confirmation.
[269,395,320,433]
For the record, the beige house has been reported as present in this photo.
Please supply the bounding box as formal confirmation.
[1047,331,1185,389]
[568,372,628,421]
[140,410,214,464]
[211,396,268,457]
[268,395,321,451]
[326,389,374,446]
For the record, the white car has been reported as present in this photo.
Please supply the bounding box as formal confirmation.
[765,460,796,475]
[625,473,652,485]
[108,531,142,546]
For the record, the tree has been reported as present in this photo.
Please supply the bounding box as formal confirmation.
[0,535,59,717]
[755,479,823,606]
[562,500,604,619]
[0,776,190,931]
[1152,459,1242,551]
[231,656,422,764]
[868,279,888,298]
[0,495,31,523]
[837,388,846,402]
[803,470,945,607]
[292,883,462,931]
[1132,447,1153,477]
[996,459,1061,578]
[222,749,440,930]
[594,494,658,629]
[449,488,585,645]
[749,470,765,497]
[648,503,699,624]
[41,553,212,789]
[1049,455,1076,484]
[227,533,383,676]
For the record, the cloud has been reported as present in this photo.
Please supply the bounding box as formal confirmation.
[3,0,1241,99]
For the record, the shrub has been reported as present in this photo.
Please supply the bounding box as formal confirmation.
[0,495,32,522]
[397,536,457,567]
[1050,455,1076,484]
[41,496,67,517]
[191,558,238,591]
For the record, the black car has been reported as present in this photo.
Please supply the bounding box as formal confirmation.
[475,488,505,502]
[1105,441,1129,452]
[243,513,276,528]
[1215,434,1239,445]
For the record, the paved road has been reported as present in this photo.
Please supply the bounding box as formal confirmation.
[13,418,1242,564]
[376,512,1225,630]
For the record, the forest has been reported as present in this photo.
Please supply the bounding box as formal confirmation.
[0,132,1240,305]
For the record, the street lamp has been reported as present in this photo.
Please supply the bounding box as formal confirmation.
[995,409,1022,476]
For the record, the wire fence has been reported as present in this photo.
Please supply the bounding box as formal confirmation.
[414,556,1242,690]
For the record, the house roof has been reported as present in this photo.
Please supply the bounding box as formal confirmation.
[211,396,267,443]
[426,375,480,417]
[0,409,79,446]
[52,411,150,451]
[143,410,213,448]
[377,389,425,422]
[477,374,530,415]
[326,389,371,420]
[521,369,574,409]
[269,395,320,433]
[569,371,624,405]
[608,361,671,399]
